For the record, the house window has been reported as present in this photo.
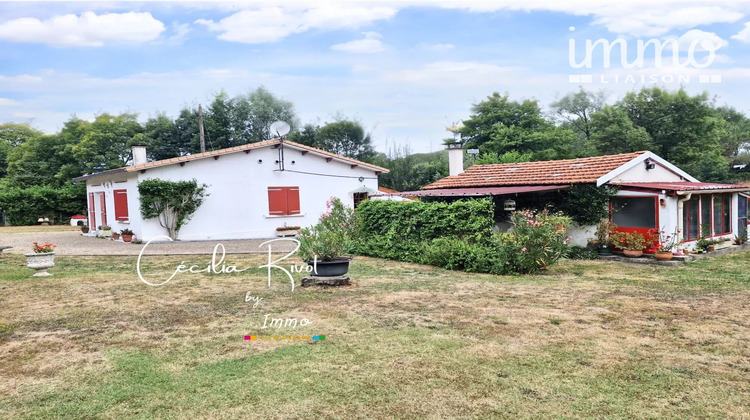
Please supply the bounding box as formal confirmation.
[611,196,657,229]
[683,193,733,240]
[114,189,129,221]
[684,195,700,240]
[268,187,300,216]
[353,192,368,208]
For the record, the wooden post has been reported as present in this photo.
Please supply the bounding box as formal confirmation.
[198,104,206,153]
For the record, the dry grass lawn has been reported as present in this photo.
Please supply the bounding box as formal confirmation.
[0,251,749,419]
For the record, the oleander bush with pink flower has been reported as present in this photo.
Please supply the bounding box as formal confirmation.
[419,209,572,275]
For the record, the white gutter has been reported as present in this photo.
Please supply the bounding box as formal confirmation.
[676,192,692,243]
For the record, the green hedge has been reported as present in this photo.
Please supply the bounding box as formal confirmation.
[354,199,495,262]
[0,184,86,226]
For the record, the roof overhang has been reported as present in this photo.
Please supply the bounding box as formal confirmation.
[596,151,699,186]
[372,185,570,197]
[612,182,750,195]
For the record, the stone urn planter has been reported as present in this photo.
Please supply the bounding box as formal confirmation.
[98,228,112,238]
[654,251,674,261]
[25,252,55,277]
[623,249,643,258]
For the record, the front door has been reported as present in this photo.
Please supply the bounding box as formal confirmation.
[98,192,107,228]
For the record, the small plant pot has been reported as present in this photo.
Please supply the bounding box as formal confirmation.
[24,252,55,277]
[654,251,674,261]
[121,234,133,243]
[112,233,120,240]
[81,226,90,234]
[623,249,643,258]
[707,245,715,252]
[597,246,612,256]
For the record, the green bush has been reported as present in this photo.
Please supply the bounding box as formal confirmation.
[298,197,355,261]
[566,246,599,260]
[0,184,86,225]
[355,200,572,275]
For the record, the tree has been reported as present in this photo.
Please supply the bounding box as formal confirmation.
[288,123,319,147]
[138,179,208,240]
[205,91,234,150]
[229,86,299,144]
[618,87,729,181]
[314,119,375,160]
[134,113,186,161]
[374,144,448,191]
[459,92,578,161]
[72,113,143,173]
[0,123,43,178]
[589,106,653,155]
[6,133,79,188]
[474,150,532,165]
[715,106,750,163]
[549,87,607,142]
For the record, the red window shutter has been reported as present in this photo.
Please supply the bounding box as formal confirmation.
[287,187,300,215]
[114,189,129,221]
[268,187,288,215]
[99,193,107,226]
[88,193,95,227]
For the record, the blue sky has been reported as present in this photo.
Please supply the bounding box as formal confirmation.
[2,1,750,153]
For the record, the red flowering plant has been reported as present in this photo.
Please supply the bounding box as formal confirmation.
[653,227,680,252]
[32,241,56,253]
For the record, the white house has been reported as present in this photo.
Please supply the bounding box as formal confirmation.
[377,148,750,250]
[73,139,388,241]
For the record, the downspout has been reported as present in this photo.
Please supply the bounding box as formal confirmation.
[676,192,692,243]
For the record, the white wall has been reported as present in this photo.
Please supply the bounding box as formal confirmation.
[85,175,141,235]
[111,145,381,241]
[610,161,684,183]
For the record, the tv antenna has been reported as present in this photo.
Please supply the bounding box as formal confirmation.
[269,121,291,139]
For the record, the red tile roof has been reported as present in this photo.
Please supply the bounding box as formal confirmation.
[74,139,388,181]
[376,185,570,197]
[423,151,647,190]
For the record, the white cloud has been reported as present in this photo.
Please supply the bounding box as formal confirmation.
[165,22,191,45]
[732,21,750,43]
[677,29,728,52]
[0,98,17,106]
[331,32,385,54]
[417,42,455,52]
[385,61,524,85]
[195,5,396,43]
[0,11,166,47]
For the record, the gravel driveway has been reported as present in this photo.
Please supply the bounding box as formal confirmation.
[0,231,297,256]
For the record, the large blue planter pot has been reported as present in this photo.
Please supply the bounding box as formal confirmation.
[306,258,351,277]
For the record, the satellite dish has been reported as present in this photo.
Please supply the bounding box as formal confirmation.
[269,121,291,138]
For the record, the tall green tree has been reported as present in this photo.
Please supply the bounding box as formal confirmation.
[459,92,577,160]
[618,88,729,181]
[134,113,185,161]
[0,123,43,179]
[589,106,653,155]
[231,86,298,143]
[314,119,375,160]
[72,113,143,173]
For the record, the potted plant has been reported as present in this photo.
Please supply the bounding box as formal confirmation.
[25,241,56,277]
[276,225,301,238]
[112,231,121,240]
[81,224,89,234]
[611,231,647,257]
[98,225,112,238]
[653,227,679,261]
[595,219,616,256]
[697,237,714,252]
[298,197,355,277]
[120,229,134,243]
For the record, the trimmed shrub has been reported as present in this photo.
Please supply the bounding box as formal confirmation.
[0,184,86,225]
[355,199,494,262]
